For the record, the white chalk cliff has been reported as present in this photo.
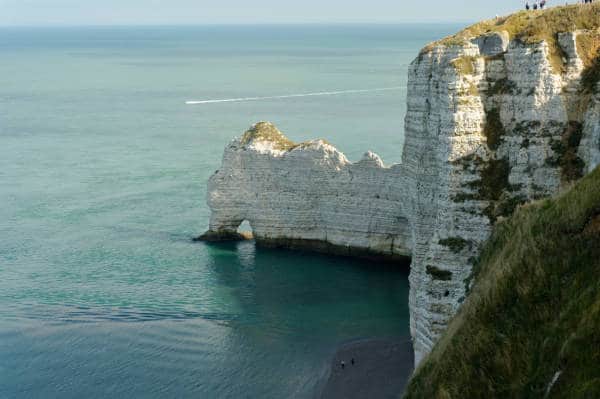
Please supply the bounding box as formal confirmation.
[201,25,600,365]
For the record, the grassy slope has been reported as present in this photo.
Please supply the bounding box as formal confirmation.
[431,3,600,46]
[404,166,600,399]
[423,3,600,74]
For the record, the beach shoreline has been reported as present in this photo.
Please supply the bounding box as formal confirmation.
[317,337,414,399]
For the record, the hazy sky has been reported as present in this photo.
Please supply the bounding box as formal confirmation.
[0,0,525,26]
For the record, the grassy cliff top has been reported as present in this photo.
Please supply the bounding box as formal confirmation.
[421,4,600,79]
[404,166,600,398]
[239,122,297,151]
[239,122,331,152]
[428,3,600,49]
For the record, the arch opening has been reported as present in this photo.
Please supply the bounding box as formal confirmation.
[237,220,254,239]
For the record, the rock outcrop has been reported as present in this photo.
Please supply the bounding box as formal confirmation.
[204,122,412,261]
[201,6,600,366]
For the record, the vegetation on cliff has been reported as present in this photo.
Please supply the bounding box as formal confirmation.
[438,3,600,45]
[240,122,297,151]
[425,3,600,75]
[579,32,600,95]
[240,121,331,152]
[404,166,600,398]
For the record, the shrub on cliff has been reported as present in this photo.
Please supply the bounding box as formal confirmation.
[404,166,600,398]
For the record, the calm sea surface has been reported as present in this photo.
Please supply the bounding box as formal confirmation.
[0,24,461,398]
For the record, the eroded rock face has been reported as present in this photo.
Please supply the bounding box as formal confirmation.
[404,31,599,364]
[206,122,412,260]
[202,31,600,365]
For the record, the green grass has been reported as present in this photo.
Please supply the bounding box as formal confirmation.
[240,121,331,152]
[578,30,600,109]
[240,121,296,151]
[422,3,600,74]
[404,166,600,399]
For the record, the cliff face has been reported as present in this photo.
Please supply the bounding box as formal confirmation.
[205,122,412,259]
[202,5,600,366]
[404,166,600,399]
[405,12,600,362]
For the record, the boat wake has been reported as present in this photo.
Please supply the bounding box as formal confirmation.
[185,86,403,105]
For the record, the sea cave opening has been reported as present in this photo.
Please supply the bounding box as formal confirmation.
[237,219,254,239]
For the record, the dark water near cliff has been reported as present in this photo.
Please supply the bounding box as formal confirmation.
[0,24,461,398]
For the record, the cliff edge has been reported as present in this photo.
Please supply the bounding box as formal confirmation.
[200,4,600,366]
[404,165,600,398]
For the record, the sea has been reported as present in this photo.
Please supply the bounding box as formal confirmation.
[0,24,461,398]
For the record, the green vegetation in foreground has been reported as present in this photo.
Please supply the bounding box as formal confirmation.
[404,166,600,399]
[240,121,331,151]
[423,3,600,74]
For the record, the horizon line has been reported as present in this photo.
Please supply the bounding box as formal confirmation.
[0,20,475,29]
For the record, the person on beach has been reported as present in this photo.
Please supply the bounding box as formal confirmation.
[351,358,355,365]
[340,360,345,369]
[533,2,538,9]
[526,2,531,9]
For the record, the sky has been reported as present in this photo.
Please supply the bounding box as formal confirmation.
[0,0,526,26]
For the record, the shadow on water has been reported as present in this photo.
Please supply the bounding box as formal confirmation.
[201,240,411,338]
[203,239,412,272]
[11,239,410,328]
[201,240,414,398]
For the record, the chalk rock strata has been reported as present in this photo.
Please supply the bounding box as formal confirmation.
[202,31,600,364]
[205,122,411,260]
[399,30,599,364]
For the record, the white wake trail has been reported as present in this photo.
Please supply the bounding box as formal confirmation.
[185,87,403,105]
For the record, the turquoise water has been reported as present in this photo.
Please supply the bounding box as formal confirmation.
[0,24,460,398]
